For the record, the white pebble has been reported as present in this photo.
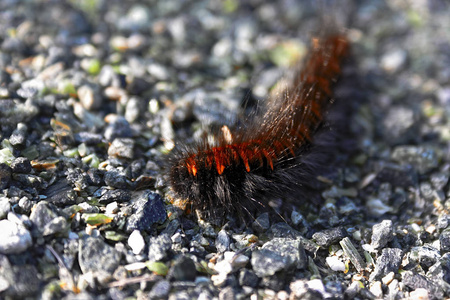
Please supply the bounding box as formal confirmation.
[128,230,145,255]
[0,220,32,254]
[326,256,346,272]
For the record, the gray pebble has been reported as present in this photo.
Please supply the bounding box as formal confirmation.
[78,84,102,110]
[391,146,439,174]
[29,201,59,235]
[409,246,440,268]
[402,271,443,300]
[218,286,235,300]
[18,197,33,213]
[74,132,104,145]
[371,220,393,249]
[148,233,172,262]
[289,280,324,300]
[262,238,306,270]
[127,191,166,231]
[215,229,230,253]
[0,164,12,190]
[78,236,121,274]
[99,65,123,87]
[10,157,31,173]
[42,216,68,236]
[382,106,415,144]
[168,256,197,281]
[251,249,289,277]
[0,256,40,298]
[125,97,142,124]
[239,269,259,288]
[370,248,403,281]
[9,123,27,147]
[440,229,450,253]
[45,179,76,206]
[312,227,347,247]
[437,215,449,229]
[13,173,45,189]
[0,219,32,254]
[381,49,407,73]
[99,189,131,204]
[0,99,38,127]
[266,222,301,239]
[149,280,171,299]
[104,170,129,189]
[104,117,132,141]
[117,5,152,32]
[108,138,135,159]
[0,197,10,219]
[252,212,270,233]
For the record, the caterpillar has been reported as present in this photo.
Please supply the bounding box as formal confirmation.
[169,32,349,222]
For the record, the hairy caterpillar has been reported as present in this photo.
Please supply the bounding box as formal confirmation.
[169,32,349,221]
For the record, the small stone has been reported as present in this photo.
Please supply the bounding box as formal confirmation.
[369,248,403,281]
[344,281,361,299]
[381,49,407,73]
[10,157,31,173]
[128,230,145,255]
[0,164,12,190]
[409,246,440,268]
[252,212,270,233]
[0,198,10,219]
[251,249,288,277]
[78,236,121,274]
[118,5,151,32]
[45,179,76,206]
[125,97,142,124]
[149,280,171,299]
[104,170,129,189]
[402,271,442,300]
[371,220,393,249]
[219,286,235,300]
[382,106,415,144]
[239,269,259,288]
[437,215,448,229]
[74,132,103,145]
[9,123,27,147]
[104,116,132,141]
[42,216,68,236]
[0,220,32,254]
[326,256,346,272]
[105,202,119,215]
[108,138,135,159]
[365,198,393,217]
[0,258,40,298]
[312,227,347,247]
[215,229,230,253]
[78,84,102,110]
[148,233,172,262]
[391,146,439,175]
[127,191,166,231]
[440,229,450,253]
[99,189,131,204]
[290,280,323,300]
[148,63,170,81]
[29,201,59,234]
[369,281,383,299]
[382,272,395,285]
[409,288,429,300]
[168,256,196,281]
[262,238,305,270]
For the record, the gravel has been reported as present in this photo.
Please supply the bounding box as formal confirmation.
[0,0,449,298]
